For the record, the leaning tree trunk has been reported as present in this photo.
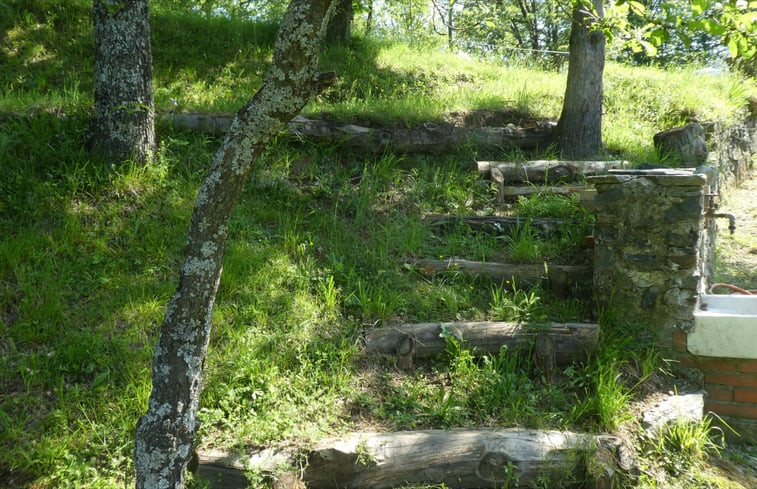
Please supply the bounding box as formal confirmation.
[92,0,156,165]
[555,0,605,158]
[133,1,336,487]
[326,0,352,44]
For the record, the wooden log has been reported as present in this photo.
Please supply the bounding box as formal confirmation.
[162,113,555,153]
[364,321,599,366]
[406,258,592,297]
[476,160,628,182]
[496,184,596,205]
[426,215,584,237]
[195,428,637,489]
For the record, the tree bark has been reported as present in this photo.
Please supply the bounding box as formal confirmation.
[326,0,352,44]
[133,1,336,487]
[365,321,599,366]
[555,1,605,158]
[92,0,156,165]
[195,429,637,489]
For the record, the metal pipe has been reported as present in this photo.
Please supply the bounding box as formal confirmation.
[708,212,736,234]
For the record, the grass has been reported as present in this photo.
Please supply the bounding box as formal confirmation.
[1,2,756,488]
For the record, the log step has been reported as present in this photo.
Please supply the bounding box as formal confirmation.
[406,258,592,297]
[476,160,629,183]
[365,321,599,369]
[163,114,555,153]
[426,215,589,237]
[195,428,637,489]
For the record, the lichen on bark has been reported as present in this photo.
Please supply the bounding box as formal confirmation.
[92,0,156,165]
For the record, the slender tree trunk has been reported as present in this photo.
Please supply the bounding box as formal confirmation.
[326,0,352,44]
[365,0,373,33]
[555,0,605,158]
[92,0,155,165]
[133,1,336,487]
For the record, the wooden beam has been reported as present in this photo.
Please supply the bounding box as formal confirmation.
[476,160,628,182]
[364,321,599,367]
[195,428,637,489]
[406,258,592,297]
[162,114,555,153]
[426,215,585,237]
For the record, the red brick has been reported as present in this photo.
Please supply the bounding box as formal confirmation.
[703,371,757,388]
[696,358,738,372]
[737,360,757,374]
[672,330,688,353]
[705,400,757,419]
[705,384,734,402]
[734,388,757,404]
[673,354,696,368]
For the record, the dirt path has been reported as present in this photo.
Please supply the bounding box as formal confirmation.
[714,174,757,291]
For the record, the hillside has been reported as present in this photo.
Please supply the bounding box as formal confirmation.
[1,2,756,488]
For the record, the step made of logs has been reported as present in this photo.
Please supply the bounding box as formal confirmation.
[164,114,555,153]
[476,160,628,183]
[365,321,599,369]
[196,428,637,489]
[426,215,589,237]
[407,258,592,297]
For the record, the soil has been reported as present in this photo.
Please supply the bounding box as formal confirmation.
[713,175,757,291]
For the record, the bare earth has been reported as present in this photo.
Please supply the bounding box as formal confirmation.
[715,174,757,291]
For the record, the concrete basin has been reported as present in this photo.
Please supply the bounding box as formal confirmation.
[689,294,757,359]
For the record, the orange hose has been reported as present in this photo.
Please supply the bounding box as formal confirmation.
[709,283,754,295]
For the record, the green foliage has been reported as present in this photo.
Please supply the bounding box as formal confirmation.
[643,416,726,478]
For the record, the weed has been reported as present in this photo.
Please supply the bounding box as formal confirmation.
[489,282,545,322]
[644,416,726,477]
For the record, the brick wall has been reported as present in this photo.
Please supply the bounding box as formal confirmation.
[672,328,757,420]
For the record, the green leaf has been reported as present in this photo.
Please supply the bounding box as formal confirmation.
[691,0,709,16]
[91,369,111,389]
[629,1,646,15]
[700,18,725,35]
[648,28,669,47]
[728,37,739,58]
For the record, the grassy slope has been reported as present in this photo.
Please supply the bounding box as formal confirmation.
[1,2,755,488]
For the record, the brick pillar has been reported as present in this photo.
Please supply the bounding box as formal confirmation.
[588,171,710,349]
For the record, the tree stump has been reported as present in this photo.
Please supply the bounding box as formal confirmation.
[653,123,708,165]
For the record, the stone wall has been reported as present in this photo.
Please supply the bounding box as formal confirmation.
[590,171,710,349]
[705,105,757,188]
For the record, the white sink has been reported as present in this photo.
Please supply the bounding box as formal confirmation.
[689,294,757,359]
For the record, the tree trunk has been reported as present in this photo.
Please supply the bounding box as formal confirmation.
[92,0,156,165]
[133,1,336,487]
[326,0,352,44]
[195,429,637,489]
[555,1,605,158]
